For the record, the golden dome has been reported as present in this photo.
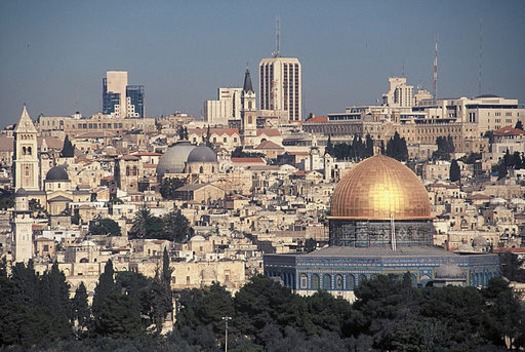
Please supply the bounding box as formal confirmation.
[330,155,431,220]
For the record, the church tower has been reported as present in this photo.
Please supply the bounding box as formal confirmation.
[241,68,257,147]
[13,106,39,191]
[13,188,33,263]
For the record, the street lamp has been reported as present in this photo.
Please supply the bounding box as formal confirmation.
[222,316,232,352]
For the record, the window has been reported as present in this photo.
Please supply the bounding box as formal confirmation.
[347,274,355,290]
[300,273,307,288]
[323,274,332,290]
[312,274,320,290]
[336,274,343,289]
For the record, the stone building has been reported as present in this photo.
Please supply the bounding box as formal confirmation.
[264,154,500,301]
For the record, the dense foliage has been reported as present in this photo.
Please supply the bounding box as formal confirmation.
[88,218,121,236]
[432,135,455,161]
[385,132,409,161]
[128,207,193,242]
[159,177,187,200]
[2,260,524,351]
[324,134,374,161]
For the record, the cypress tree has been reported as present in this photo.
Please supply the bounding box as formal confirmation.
[450,159,461,182]
[61,135,75,157]
[73,282,90,333]
[92,260,115,317]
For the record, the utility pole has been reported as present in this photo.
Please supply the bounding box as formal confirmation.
[222,316,232,352]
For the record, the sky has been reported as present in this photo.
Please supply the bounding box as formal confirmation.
[1,0,524,128]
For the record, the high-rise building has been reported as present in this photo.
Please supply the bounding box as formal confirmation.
[102,71,145,118]
[259,57,302,122]
[382,77,414,107]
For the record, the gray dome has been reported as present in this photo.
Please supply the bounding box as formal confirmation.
[46,166,69,182]
[156,141,196,177]
[187,145,217,163]
[435,264,465,279]
[472,236,488,248]
[15,188,27,196]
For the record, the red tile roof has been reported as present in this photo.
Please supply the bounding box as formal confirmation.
[493,126,525,137]
[257,128,281,137]
[231,157,266,163]
[304,116,328,123]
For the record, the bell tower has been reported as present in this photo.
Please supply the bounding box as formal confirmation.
[241,68,257,147]
[13,188,34,263]
[13,105,39,191]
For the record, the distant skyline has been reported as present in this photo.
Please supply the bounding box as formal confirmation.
[1,0,524,128]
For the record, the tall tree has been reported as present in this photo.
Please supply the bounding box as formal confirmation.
[449,159,461,182]
[325,135,334,156]
[92,260,116,317]
[61,135,75,157]
[151,248,173,333]
[72,282,90,333]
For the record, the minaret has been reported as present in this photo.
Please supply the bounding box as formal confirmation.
[13,105,39,191]
[13,188,34,263]
[241,68,257,147]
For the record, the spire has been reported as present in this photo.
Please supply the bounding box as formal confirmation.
[243,68,254,93]
[14,105,37,133]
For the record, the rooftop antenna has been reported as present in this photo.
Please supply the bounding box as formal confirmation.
[272,17,281,58]
[478,19,483,96]
[433,35,438,105]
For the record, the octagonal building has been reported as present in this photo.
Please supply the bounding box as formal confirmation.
[264,155,500,300]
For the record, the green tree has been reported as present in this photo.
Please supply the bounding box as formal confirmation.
[95,293,144,337]
[386,132,408,161]
[325,135,334,156]
[89,218,121,236]
[151,248,173,333]
[162,210,193,242]
[159,177,187,200]
[92,260,116,317]
[0,190,14,210]
[72,282,91,333]
[129,207,164,239]
[61,135,75,157]
[449,159,461,182]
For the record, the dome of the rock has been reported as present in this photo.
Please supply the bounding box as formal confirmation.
[330,155,431,221]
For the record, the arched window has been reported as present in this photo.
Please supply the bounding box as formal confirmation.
[336,274,343,289]
[22,147,27,155]
[126,166,130,176]
[27,147,32,155]
[312,274,320,290]
[132,166,137,176]
[358,274,367,287]
[347,274,355,290]
[199,166,204,173]
[300,273,307,289]
[323,274,331,290]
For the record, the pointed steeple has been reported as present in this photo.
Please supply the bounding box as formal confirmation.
[14,105,37,133]
[243,68,254,93]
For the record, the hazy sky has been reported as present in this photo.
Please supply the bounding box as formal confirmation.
[1,0,524,128]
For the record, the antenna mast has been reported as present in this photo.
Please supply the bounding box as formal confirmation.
[433,35,438,105]
[272,17,281,58]
[478,20,483,96]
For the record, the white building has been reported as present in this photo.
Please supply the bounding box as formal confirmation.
[259,57,302,122]
[204,87,243,126]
